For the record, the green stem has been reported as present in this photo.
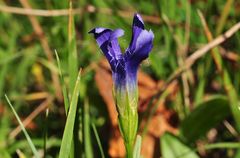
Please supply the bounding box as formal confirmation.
[116,88,138,158]
[125,141,134,158]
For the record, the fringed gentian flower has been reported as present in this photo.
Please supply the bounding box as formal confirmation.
[89,14,154,157]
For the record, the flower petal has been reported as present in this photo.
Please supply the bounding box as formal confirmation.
[125,14,154,67]
[132,29,154,62]
[133,13,144,29]
[89,27,124,68]
[127,14,145,52]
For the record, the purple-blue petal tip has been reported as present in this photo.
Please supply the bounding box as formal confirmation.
[88,27,111,35]
[133,13,144,29]
[110,29,124,40]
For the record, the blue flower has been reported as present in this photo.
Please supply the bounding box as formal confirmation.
[89,13,154,156]
[89,14,154,94]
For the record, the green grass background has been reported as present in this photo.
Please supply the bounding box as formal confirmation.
[0,0,240,157]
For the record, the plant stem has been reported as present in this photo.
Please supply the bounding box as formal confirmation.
[125,141,134,158]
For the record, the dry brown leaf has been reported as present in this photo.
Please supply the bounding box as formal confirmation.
[0,103,4,115]
[95,61,118,127]
[147,113,178,137]
[108,127,125,158]
[141,134,156,158]
[138,71,156,89]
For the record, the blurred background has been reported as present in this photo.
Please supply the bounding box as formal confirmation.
[0,0,240,157]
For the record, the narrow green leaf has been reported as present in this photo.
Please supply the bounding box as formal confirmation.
[68,3,79,157]
[216,0,234,35]
[91,122,105,158]
[55,50,70,114]
[161,133,199,158]
[0,64,8,98]
[59,70,81,158]
[5,95,40,158]
[68,1,78,97]
[204,142,240,150]
[84,99,93,158]
[133,135,142,158]
[223,69,240,132]
[38,58,59,74]
[43,108,49,158]
[180,95,230,142]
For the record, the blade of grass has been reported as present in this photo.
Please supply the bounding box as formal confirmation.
[185,142,240,154]
[5,95,40,158]
[84,99,93,158]
[43,108,49,158]
[0,65,8,98]
[68,2,80,158]
[173,142,240,155]
[216,0,234,35]
[133,135,142,158]
[222,69,240,131]
[68,1,78,98]
[197,10,222,71]
[55,50,70,114]
[91,122,105,158]
[59,69,82,158]
[38,58,59,74]
[0,50,25,65]
[204,142,240,150]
